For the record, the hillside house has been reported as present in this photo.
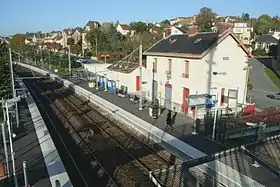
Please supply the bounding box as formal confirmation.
[82,32,91,54]
[143,24,252,116]
[71,29,82,44]
[84,21,100,32]
[232,22,254,45]
[268,30,280,40]
[254,34,278,53]
[116,24,134,36]
[169,16,196,26]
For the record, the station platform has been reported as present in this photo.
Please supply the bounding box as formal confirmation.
[0,77,72,186]
[68,78,225,156]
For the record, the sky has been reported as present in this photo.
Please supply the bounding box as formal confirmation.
[0,0,279,36]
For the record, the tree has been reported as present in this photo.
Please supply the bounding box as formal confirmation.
[85,51,92,57]
[268,45,278,57]
[241,13,250,20]
[54,43,63,51]
[195,7,215,32]
[9,34,26,53]
[253,14,273,35]
[72,39,82,55]
[160,20,170,27]
[129,21,147,33]
[67,38,75,46]
[0,42,11,99]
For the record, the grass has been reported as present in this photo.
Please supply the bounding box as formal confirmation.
[264,68,280,89]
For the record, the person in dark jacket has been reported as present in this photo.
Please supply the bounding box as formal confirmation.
[166,110,173,130]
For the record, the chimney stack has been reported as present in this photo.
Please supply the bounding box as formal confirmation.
[188,25,198,37]
[218,23,233,35]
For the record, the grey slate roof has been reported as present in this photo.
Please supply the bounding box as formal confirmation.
[174,26,188,34]
[255,34,278,44]
[146,32,219,54]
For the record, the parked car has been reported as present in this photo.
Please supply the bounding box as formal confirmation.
[266,92,280,100]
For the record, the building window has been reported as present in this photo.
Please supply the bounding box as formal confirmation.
[223,57,229,60]
[153,58,157,73]
[182,60,189,78]
[167,59,172,74]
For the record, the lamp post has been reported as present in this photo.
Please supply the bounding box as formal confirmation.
[212,87,220,140]
[1,99,9,177]
[243,66,252,107]
[48,51,51,70]
[2,97,21,187]
[68,46,71,78]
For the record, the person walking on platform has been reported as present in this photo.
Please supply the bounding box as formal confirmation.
[166,110,173,130]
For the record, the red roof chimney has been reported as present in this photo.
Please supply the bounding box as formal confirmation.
[188,25,198,36]
[218,23,233,35]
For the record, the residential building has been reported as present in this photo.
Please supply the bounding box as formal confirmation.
[147,23,158,34]
[82,32,91,54]
[232,22,254,45]
[116,24,134,36]
[53,32,68,48]
[84,21,100,32]
[254,34,278,53]
[169,16,196,26]
[24,38,32,45]
[71,29,82,44]
[224,16,241,23]
[143,24,252,116]
[268,30,280,40]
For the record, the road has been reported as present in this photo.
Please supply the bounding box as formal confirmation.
[248,58,280,109]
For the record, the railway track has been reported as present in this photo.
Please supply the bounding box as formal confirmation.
[39,79,175,186]
[15,68,113,187]
[16,66,177,186]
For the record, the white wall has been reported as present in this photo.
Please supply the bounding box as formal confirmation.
[144,35,248,111]
[106,69,141,94]
[83,63,146,94]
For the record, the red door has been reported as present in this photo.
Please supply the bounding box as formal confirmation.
[136,76,140,91]
[181,88,190,113]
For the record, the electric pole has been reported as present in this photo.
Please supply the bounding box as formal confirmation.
[68,46,71,78]
[95,36,97,56]
[5,101,18,187]
[139,43,143,111]
[9,48,19,128]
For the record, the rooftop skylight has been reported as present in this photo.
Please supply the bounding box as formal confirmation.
[169,39,177,44]
[194,38,202,44]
